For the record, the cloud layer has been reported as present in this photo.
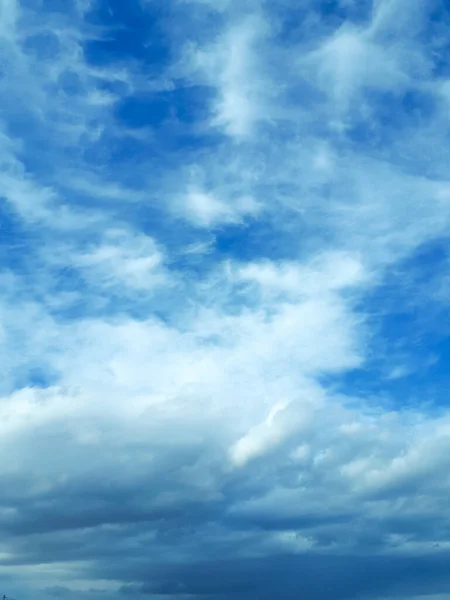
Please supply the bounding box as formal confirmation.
[2,1,450,599]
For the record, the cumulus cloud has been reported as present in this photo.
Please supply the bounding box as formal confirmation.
[2,1,450,600]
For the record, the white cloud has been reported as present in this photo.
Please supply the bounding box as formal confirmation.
[186,15,272,137]
[235,251,366,299]
[369,0,429,40]
[299,1,433,127]
[213,19,266,137]
[305,26,407,119]
[75,229,168,291]
[0,0,18,39]
[230,393,317,467]
[179,189,260,227]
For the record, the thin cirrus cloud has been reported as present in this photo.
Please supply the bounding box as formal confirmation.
[1,1,450,600]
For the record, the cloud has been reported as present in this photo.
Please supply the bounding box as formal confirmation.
[183,13,273,137]
[234,251,366,299]
[178,189,260,227]
[74,228,168,290]
[2,1,450,600]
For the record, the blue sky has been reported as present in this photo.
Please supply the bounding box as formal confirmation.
[2,0,450,599]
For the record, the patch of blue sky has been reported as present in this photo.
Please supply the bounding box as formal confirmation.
[270,0,375,49]
[326,238,450,410]
[115,85,212,127]
[0,204,38,268]
[214,217,306,263]
[23,0,78,14]
[347,88,439,148]
[15,365,59,391]
[84,0,170,68]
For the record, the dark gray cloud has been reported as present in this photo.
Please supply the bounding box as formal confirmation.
[99,553,450,600]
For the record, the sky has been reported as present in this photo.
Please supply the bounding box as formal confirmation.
[3,0,450,599]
